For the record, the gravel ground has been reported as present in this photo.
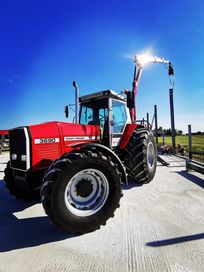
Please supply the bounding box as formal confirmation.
[0,154,204,272]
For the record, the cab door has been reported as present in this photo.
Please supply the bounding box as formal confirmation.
[111,99,129,148]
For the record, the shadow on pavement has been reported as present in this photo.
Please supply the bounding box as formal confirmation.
[122,178,143,190]
[146,233,204,247]
[176,171,204,189]
[0,180,77,252]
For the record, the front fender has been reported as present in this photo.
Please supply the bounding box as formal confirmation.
[72,142,128,184]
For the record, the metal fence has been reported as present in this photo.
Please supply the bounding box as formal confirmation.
[157,129,204,164]
[175,136,204,164]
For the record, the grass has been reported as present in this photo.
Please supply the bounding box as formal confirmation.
[158,135,204,155]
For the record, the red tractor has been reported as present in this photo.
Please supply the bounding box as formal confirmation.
[4,55,173,233]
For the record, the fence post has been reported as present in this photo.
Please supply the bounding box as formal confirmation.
[169,88,176,154]
[188,124,192,159]
[162,132,165,145]
[154,105,158,144]
[147,113,149,128]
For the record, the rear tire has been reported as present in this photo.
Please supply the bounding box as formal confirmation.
[123,128,157,183]
[41,151,122,233]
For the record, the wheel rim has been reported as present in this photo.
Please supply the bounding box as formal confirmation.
[147,142,155,169]
[64,169,109,217]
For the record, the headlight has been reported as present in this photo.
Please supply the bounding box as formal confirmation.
[11,154,17,160]
[21,155,27,161]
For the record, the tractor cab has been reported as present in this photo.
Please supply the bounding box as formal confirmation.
[79,90,131,148]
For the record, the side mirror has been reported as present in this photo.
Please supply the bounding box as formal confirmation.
[64,105,69,118]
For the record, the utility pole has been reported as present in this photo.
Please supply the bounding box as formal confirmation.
[147,113,149,128]
[169,88,176,154]
[154,105,158,144]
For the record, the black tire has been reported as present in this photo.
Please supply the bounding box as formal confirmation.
[4,161,42,200]
[123,128,157,184]
[41,151,122,233]
[4,162,16,195]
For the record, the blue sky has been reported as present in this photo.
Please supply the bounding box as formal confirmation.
[0,0,204,133]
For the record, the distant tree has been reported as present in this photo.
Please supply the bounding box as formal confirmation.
[165,128,171,136]
[158,126,163,131]
[197,131,202,135]
[162,128,185,136]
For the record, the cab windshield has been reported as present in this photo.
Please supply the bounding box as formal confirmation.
[80,98,108,129]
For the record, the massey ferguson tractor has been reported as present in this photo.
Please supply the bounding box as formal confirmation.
[4,54,174,233]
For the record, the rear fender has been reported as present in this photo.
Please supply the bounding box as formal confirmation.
[119,124,137,149]
[72,142,128,184]
[119,123,148,149]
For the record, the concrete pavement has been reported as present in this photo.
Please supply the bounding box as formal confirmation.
[0,154,203,272]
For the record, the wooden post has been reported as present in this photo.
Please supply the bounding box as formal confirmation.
[188,124,192,159]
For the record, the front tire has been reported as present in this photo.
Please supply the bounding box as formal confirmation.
[123,128,157,183]
[41,151,122,233]
[4,162,16,195]
[4,161,42,200]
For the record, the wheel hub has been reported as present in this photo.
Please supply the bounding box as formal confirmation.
[64,169,109,217]
[75,179,93,198]
[147,142,155,169]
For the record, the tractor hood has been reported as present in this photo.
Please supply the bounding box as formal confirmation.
[9,121,100,171]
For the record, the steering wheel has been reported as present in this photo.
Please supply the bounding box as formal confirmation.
[99,115,105,121]
[113,121,125,132]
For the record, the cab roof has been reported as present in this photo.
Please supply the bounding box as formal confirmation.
[79,89,126,103]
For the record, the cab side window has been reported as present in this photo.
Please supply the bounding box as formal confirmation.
[112,100,127,134]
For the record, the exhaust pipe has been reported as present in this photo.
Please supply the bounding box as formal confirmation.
[73,81,79,124]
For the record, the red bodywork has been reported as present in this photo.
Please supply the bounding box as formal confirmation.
[29,121,101,171]
[28,121,140,172]
[0,130,9,136]
[119,124,137,149]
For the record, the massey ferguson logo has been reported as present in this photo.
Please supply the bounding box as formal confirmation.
[34,138,60,144]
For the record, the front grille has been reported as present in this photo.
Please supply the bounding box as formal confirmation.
[9,127,30,171]
[35,143,61,161]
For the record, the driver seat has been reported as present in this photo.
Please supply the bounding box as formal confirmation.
[88,119,100,126]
